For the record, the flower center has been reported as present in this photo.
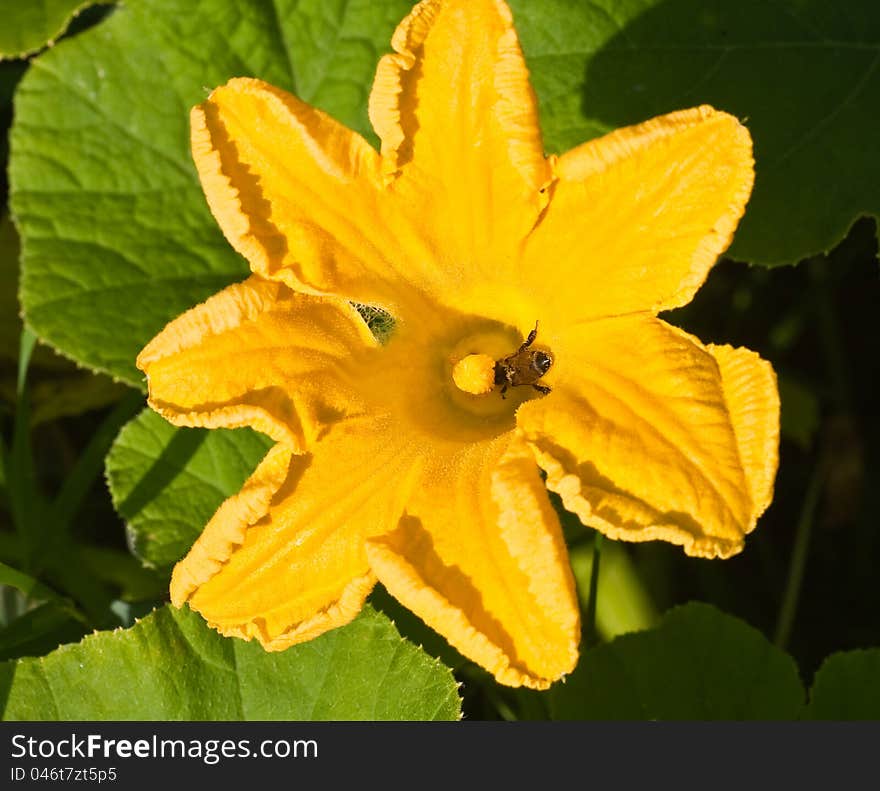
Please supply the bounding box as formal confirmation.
[447,323,553,407]
[452,354,496,395]
[375,320,553,443]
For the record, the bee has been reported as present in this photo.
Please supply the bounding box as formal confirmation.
[494,322,553,397]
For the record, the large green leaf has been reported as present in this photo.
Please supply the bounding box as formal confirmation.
[0,603,461,720]
[0,61,28,204]
[11,0,412,385]
[509,0,880,265]
[0,214,127,420]
[11,0,879,385]
[0,1,108,60]
[105,408,273,571]
[549,602,805,719]
[805,649,880,719]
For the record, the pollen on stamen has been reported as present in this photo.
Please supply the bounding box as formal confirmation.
[452,354,496,395]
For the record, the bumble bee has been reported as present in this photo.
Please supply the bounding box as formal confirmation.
[494,322,553,397]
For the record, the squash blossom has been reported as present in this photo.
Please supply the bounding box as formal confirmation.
[137,0,779,688]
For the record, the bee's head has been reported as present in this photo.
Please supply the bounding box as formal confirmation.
[531,350,553,375]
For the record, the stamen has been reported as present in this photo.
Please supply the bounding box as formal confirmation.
[452,354,496,395]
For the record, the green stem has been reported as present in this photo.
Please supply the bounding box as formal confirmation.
[0,560,88,624]
[584,533,603,648]
[774,455,826,649]
[45,549,120,629]
[16,327,37,399]
[569,539,657,640]
[48,390,143,537]
[485,689,519,722]
[32,391,143,627]
[7,328,41,569]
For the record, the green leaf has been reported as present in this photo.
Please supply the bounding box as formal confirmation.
[0,560,83,616]
[0,1,109,60]
[0,601,87,662]
[549,602,805,719]
[508,0,880,266]
[0,214,128,423]
[105,409,273,571]
[805,649,880,719]
[0,563,90,660]
[1,62,28,194]
[0,603,461,720]
[12,0,412,384]
[567,539,658,641]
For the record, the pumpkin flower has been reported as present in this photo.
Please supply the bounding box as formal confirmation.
[137,0,779,689]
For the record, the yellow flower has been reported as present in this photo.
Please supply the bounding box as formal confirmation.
[137,0,779,689]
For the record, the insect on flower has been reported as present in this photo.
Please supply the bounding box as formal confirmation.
[494,323,553,397]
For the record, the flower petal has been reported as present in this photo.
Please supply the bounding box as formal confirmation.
[517,315,778,558]
[172,416,419,650]
[191,78,418,311]
[520,106,754,321]
[369,0,551,300]
[137,275,374,451]
[707,343,780,519]
[366,433,580,689]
